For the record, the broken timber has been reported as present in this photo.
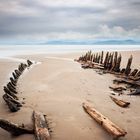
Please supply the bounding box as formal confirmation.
[110,96,130,108]
[83,102,127,139]
[0,118,33,136]
[109,86,126,92]
[113,78,140,87]
[128,88,140,96]
[33,111,51,140]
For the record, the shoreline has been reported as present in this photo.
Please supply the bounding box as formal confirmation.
[0,45,140,60]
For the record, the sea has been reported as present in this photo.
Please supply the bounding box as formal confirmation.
[0,45,140,59]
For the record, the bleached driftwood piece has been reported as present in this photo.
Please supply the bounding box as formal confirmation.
[83,102,127,139]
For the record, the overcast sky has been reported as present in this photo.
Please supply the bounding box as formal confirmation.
[0,0,140,42]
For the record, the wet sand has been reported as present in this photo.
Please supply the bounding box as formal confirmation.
[0,51,140,140]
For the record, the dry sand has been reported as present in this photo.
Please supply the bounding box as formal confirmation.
[0,51,140,140]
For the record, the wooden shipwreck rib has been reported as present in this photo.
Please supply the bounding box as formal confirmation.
[0,118,33,136]
[113,78,140,87]
[27,59,33,67]
[2,59,34,112]
[33,111,51,140]
[83,102,127,139]
[3,94,20,112]
[128,88,140,96]
[109,86,126,92]
[3,86,18,100]
[76,51,140,84]
[110,96,130,108]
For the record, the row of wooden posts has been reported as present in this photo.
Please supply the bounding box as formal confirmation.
[1,59,52,140]
[77,50,140,80]
[76,51,140,139]
[2,59,33,112]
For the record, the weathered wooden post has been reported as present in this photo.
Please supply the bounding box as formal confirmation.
[125,55,133,75]
[95,53,98,63]
[8,82,16,90]
[27,60,33,67]
[120,68,125,74]
[108,53,114,70]
[100,51,104,64]
[12,72,18,80]
[3,95,20,112]
[106,53,112,69]
[87,52,90,61]
[111,51,118,71]
[135,71,140,77]
[92,54,95,62]
[85,53,88,62]
[104,52,109,69]
[7,84,17,94]
[114,54,122,72]
[129,69,138,77]
[10,77,17,86]
[3,86,18,100]
[87,50,91,61]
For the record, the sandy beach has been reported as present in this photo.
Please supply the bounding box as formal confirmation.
[0,50,140,140]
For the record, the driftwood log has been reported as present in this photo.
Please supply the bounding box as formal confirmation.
[33,111,51,140]
[0,118,33,136]
[110,96,130,108]
[83,102,127,139]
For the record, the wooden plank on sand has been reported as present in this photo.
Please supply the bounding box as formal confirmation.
[33,111,51,140]
[83,102,127,139]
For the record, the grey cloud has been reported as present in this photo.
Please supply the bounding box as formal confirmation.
[0,0,140,41]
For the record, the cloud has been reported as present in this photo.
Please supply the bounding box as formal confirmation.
[0,0,140,42]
